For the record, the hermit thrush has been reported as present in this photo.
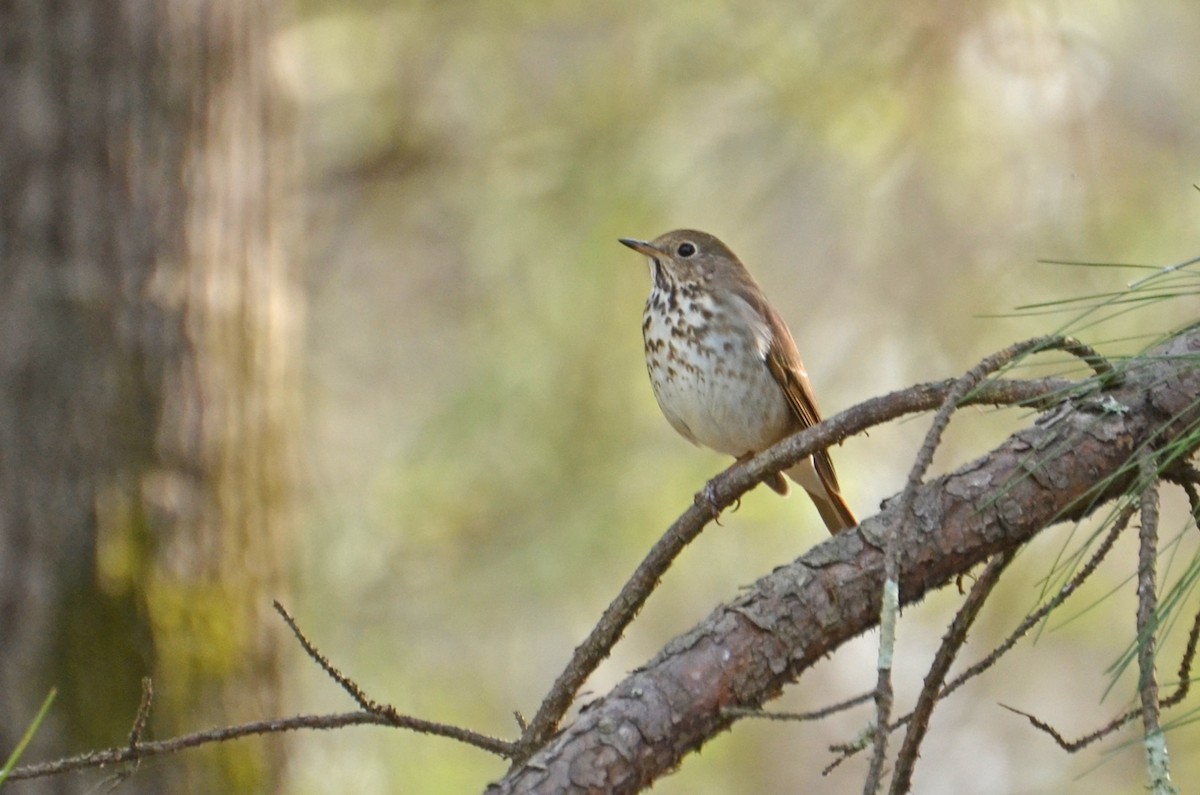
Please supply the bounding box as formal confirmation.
[621,230,857,534]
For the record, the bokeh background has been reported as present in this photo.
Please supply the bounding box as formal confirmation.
[272,2,1200,793]
[10,2,1198,794]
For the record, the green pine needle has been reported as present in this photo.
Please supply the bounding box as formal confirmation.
[0,688,57,785]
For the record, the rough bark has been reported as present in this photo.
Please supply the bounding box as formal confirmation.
[488,326,1200,794]
[0,2,294,793]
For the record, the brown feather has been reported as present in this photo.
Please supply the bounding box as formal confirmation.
[760,303,858,532]
[720,265,857,532]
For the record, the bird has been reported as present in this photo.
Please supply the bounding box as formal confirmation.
[620,229,857,533]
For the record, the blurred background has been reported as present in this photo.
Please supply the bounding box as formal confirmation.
[4,1,1200,794]
[282,2,1200,793]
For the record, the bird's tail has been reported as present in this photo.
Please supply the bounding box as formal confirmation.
[805,486,858,534]
[786,457,858,534]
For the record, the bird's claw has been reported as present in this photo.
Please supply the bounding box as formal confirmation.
[697,484,743,525]
[701,482,723,524]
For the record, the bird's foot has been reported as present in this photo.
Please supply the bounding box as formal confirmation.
[699,483,740,523]
[700,481,724,524]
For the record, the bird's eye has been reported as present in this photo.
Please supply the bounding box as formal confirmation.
[677,242,696,257]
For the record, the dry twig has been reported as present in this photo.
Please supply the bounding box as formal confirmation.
[888,550,1016,794]
[825,503,1134,774]
[867,336,1106,794]
[272,601,515,757]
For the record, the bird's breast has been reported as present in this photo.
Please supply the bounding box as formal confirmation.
[643,287,795,457]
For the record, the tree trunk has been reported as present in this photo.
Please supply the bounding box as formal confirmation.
[0,2,296,792]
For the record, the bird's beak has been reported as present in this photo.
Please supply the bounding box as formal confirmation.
[619,238,660,258]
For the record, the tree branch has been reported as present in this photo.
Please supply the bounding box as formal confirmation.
[488,327,1200,794]
[513,375,1073,762]
[6,712,395,781]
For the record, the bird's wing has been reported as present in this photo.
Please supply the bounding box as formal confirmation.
[757,300,858,531]
[726,281,857,531]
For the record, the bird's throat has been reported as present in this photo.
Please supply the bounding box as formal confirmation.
[650,259,671,292]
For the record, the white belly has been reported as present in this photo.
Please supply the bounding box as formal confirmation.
[644,300,795,457]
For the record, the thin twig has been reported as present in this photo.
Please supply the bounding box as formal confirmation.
[109,677,155,787]
[940,510,1130,701]
[1135,455,1178,795]
[1163,462,1200,523]
[723,691,875,723]
[273,601,515,757]
[825,505,1132,774]
[128,677,153,750]
[1055,337,1121,381]
[274,601,377,712]
[889,550,1017,794]
[14,603,526,784]
[1000,703,1130,752]
[1165,605,1200,709]
[865,336,1084,794]
[999,600,1200,752]
[7,711,400,781]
